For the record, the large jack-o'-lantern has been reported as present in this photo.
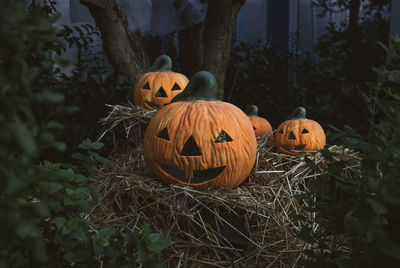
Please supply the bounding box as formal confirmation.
[274,107,326,155]
[143,71,257,190]
[246,105,273,138]
[134,55,189,110]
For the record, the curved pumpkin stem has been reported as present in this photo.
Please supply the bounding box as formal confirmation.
[172,71,219,102]
[246,105,259,117]
[288,106,307,120]
[133,55,173,88]
[148,55,172,72]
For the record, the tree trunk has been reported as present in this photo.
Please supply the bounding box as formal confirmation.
[201,0,245,100]
[348,0,361,52]
[178,22,205,77]
[80,0,149,82]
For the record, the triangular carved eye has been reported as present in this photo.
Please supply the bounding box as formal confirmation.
[157,127,169,140]
[171,82,181,90]
[143,82,150,90]
[288,131,296,140]
[215,130,233,143]
[302,129,309,134]
[155,86,168,97]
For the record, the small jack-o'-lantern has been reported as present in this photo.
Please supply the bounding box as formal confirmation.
[134,55,189,110]
[143,71,257,190]
[246,105,273,138]
[274,107,326,155]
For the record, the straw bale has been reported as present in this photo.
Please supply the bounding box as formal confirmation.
[89,104,360,267]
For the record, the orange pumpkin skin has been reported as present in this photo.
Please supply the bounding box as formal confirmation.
[143,72,257,190]
[134,55,189,110]
[248,116,273,138]
[274,107,326,155]
[246,105,273,138]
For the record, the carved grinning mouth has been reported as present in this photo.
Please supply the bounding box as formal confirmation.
[145,102,160,109]
[158,162,226,184]
[281,144,306,152]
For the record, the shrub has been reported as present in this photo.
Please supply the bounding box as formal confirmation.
[0,2,171,266]
[297,37,400,267]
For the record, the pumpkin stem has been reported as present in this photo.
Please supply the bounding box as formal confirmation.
[148,55,172,72]
[246,105,259,117]
[172,71,219,102]
[288,106,307,120]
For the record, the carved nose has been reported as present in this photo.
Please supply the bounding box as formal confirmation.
[181,136,202,156]
[155,86,167,97]
[288,131,296,140]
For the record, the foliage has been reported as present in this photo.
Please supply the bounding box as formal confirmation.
[0,1,171,266]
[227,1,390,136]
[297,37,400,267]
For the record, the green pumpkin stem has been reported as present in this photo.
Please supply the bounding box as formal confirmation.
[172,71,219,102]
[148,55,172,72]
[246,105,259,117]
[288,106,307,120]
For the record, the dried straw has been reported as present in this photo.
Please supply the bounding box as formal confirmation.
[89,104,360,267]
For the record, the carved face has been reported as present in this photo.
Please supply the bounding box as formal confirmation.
[248,116,273,138]
[274,119,326,155]
[134,72,189,110]
[143,101,257,190]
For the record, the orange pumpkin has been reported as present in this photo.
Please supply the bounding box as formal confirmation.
[143,71,257,190]
[274,107,326,155]
[134,55,189,110]
[246,105,273,138]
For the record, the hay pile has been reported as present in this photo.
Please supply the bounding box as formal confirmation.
[90,104,360,267]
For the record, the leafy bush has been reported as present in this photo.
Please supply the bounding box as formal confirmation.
[297,37,400,267]
[0,2,171,266]
[227,20,388,136]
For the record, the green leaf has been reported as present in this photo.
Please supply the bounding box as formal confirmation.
[147,235,173,255]
[366,198,387,215]
[388,70,400,84]
[88,184,100,202]
[62,218,87,241]
[90,141,104,150]
[68,173,87,183]
[78,138,92,150]
[65,187,88,199]
[17,223,41,238]
[92,227,117,254]
[63,252,78,263]
[41,182,63,193]
[54,216,67,230]
[14,123,37,155]
[93,153,111,165]
[46,121,65,129]
[35,90,65,103]
[137,243,151,264]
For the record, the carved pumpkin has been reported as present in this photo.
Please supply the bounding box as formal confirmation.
[274,107,326,155]
[134,55,189,110]
[246,105,273,138]
[143,71,257,190]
